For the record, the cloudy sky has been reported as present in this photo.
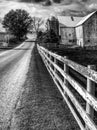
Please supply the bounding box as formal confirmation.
[0,0,97,20]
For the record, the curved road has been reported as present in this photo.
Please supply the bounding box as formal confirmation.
[0,41,34,129]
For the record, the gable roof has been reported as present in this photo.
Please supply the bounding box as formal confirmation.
[76,11,96,26]
[58,16,83,27]
[58,11,97,28]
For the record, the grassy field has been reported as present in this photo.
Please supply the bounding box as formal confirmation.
[48,44,97,66]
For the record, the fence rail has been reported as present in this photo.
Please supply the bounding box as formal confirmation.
[37,44,97,130]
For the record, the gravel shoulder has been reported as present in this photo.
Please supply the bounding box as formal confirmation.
[10,45,80,130]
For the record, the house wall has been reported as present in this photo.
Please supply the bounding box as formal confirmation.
[76,26,84,47]
[83,12,97,46]
[0,32,14,47]
[60,27,76,45]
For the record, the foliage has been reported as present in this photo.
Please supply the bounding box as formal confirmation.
[2,9,33,40]
[36,31,44,44]
[53,0,61,3]
[8,37,27,47]
[44,0,52,6]
[42,29,59,43]
[37,29,59,45]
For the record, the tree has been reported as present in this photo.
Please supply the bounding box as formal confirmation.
[36,31,44,44]
[43,0,52,6]
[42,29,59,43]
[2,9,33,40]
[32,17,44,36]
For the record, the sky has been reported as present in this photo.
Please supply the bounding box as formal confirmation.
[0,0,97,31]
[0,0,97,19]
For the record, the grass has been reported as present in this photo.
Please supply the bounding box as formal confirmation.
[48,44,97,66]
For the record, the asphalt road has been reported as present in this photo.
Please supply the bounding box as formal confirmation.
[0,41,35,129]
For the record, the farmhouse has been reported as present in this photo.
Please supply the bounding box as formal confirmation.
[58,11,97,47]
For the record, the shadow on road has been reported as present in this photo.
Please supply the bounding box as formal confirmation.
[13,48,32,50]
[0,47,32,51]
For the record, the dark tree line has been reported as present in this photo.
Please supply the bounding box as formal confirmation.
[37,29,59,45]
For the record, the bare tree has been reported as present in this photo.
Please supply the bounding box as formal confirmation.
[32,17,44,35]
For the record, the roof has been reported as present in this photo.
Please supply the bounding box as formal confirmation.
[76,11,96,26]
[58,11,97,27]
[58,16,83,27]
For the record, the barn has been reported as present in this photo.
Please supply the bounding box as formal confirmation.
[58,11,97,47]
[58,16,82,45]
[76,11,97,47]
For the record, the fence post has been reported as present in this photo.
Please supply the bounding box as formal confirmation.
[64,56,69,94]
[45,51,48,64]
[86,65,96,129]
[54,52,57,73]
[54,57,57,73]
[49,54,52,66]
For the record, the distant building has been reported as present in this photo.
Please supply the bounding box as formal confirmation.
[0,32,8,42]
[0,23,10,46]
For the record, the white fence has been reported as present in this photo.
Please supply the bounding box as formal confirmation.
[37,44,97,130]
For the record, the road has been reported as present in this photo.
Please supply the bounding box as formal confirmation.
[10,45,80,130]
[0,41,35,129]
[0,41,80,130]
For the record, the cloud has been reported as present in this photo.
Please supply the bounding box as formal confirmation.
[0,0,97,19]
[0,0,55,20]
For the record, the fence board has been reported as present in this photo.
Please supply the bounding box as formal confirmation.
[42,55,85,130]
[37,45,97,130]
[39,45,97,84]
[39,47,97,111]
[47,63,97,130]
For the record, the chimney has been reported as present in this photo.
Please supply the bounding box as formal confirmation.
[71,16,74,21]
